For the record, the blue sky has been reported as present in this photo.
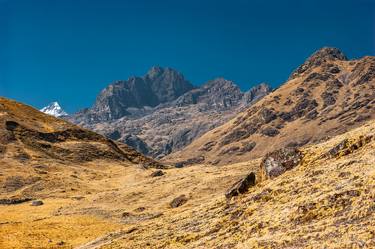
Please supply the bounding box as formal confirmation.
[1,0,374,112]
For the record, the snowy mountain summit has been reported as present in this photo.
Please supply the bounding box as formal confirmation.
[40,102,68,117]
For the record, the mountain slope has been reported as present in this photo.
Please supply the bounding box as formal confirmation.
[166,47,375,165]
[102,119,375,248]
[71,76,270,158]
[0,97,163,200]
[3,115,374,248]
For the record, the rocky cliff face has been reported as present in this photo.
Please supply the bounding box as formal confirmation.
[69,69,271,158]
[87,66,194,122]
[167,47,375,165]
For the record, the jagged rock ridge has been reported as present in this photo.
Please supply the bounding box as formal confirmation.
[84,66,194,122]
[167,47,375,165]
[69,68,271,158]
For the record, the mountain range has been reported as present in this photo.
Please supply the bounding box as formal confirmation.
[67,67,271,158]
[167,47,375,165]
[3,47,375,248]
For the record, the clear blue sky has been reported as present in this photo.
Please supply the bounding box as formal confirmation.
[1,0,374,113]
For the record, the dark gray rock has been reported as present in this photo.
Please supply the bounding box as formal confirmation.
[31,200,44,206]
[150,170,164,177]
[0,197,32,205]
[225,172,256,200]
[76,67,194,122]
[261,127,280,137]
[170,195,188,208]
[121,134,151,156]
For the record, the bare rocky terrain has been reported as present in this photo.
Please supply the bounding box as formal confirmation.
[168,47,375,165]
[69,67,270,158]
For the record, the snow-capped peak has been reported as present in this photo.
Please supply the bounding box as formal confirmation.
[40,101,68,117]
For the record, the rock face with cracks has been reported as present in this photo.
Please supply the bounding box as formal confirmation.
[69,71,270,159]
[260,147,303,179]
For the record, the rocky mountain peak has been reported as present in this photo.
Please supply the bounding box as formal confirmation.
[146,66,164,77]
[242,83,272,104]
[144,66,185,82]
[289,47,348,80]
[87,67,193,121]
[311,47,347,61]
[40,101,68,117]
[144,66,194,103]
[203,79,271,98]
[203,78,237,90]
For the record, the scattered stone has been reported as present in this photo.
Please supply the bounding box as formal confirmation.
[31,200,44,206]
[175,156,205,167]
[261,127,280,137]
[199,141,217,152]
[326,135,374,158]
[321,92,336,108]
[125,227,138,234]
[57,241,65,246]
[150,170,164,177]
[289,47,347,80]
[0,197,32,205]
[260,148,303,179]
[122,212,132,218]
[218,146,240,156]
[134,207,146,212]
[170,195,188,208]
[225,172,256,200]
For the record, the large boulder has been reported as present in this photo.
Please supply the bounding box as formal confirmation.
[31,200,44,206]
[150,170,165,177]
[170,195,188,208]
[260,148,303,179]
[225,172,256,200]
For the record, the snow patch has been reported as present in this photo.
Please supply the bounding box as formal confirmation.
[40,102,68,117]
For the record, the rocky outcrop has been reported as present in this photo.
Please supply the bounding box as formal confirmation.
[260,148,303,179]
[326,135,374,158]
[170,195,188,208]
[225,172,256,200]
[289,47,348,80]
[121,134,151,156]
[0,197,32,205]
[31,200,44,206]
[150,170,165,177]
[79,67,194,122]
[69,71,271,159]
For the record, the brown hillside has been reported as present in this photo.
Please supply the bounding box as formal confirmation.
[0,97,162,200]
[166,47,375,165]
[2,118,374,248]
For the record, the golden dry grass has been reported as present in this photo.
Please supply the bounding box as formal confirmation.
[2,97,375,248]
[0,157,257,248]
